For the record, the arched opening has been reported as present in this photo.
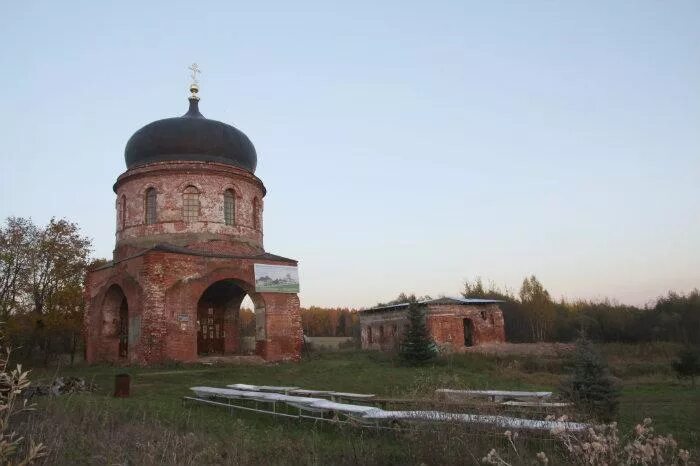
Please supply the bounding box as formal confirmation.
[196,280,263,356]
[102,285,129,359]
[463,318,474,347]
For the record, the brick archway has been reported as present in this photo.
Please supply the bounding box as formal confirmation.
[195,278,266,356]
[100,285,127,359]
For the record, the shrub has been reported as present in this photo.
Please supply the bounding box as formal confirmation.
[483,417,692,465]
[672,347,700,387]
[0,346,46,463]
[559,336,620,421]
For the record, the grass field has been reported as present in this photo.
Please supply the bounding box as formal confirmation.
[16,344,699,465]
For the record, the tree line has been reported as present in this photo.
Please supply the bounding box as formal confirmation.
[2,215,697,364]
[462,276,700,345]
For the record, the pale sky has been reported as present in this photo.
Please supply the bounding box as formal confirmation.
[1,1,698,308]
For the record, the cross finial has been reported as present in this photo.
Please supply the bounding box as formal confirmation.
[188,63,201,100]
[188,63,201,83]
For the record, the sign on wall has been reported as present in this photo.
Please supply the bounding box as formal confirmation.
[254,264,300,293]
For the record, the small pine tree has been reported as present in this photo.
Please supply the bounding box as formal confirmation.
[560,336,620,421]
[672,347,700,387]
[400,303,437,365]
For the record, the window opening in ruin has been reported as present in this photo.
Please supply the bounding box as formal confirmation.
[379,325,384,343]
[480,310,487,320]
[224,189,235,225]
[252,197,260,230]
[183,186,200,221]
[120,195,126,230]
[145,188,157,225]
[367,326,373,343]
[463,318,474,347]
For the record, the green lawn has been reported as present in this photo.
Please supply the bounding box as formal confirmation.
[18,348,700,465]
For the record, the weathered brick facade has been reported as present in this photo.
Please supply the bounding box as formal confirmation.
[84,94,302,365]
[359,298,505,352]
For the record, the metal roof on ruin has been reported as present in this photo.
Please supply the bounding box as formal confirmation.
[360,296,503,313]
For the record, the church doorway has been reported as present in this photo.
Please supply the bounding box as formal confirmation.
[463,318,474,347]
[196,280,261,356]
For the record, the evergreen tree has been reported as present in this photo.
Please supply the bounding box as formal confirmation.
[399,303,437,365]
[559,335,620,421]
[672,347,700,387]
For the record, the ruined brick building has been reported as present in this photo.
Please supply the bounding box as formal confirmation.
[84,77,302,364]
[360,298,505,351]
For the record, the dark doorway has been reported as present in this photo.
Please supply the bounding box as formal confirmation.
[118,298,128,358]
[197,280,248,355]
[463,318,474,347]
[197,303,225,354]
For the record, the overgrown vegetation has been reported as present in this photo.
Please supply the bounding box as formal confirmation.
[14,349,698,465]
[483,418,692,465]
[0,345,46,464]
[672,347,700,387]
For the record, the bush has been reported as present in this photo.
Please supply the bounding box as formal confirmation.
[0,346,46,463]
[559,336,620,421]
[672,347,700,387]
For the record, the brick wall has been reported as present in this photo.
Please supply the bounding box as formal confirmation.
[85,252,302,364]
[113,161,265,260]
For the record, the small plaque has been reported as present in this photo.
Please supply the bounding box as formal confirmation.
[178,314,190,322]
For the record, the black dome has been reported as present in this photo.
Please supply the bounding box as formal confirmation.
[124,98,257,172]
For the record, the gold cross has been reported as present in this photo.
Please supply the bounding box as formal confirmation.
[188,63,201,84]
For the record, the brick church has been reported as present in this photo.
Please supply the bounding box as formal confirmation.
[84,74,302,364]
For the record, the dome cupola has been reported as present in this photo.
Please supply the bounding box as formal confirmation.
[124,85,257,173]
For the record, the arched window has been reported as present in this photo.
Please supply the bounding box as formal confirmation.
[145,188,157,225]
[224,189,235,225]
[182,186,200,221]
[120,195,126,230]
[252,197,260,230]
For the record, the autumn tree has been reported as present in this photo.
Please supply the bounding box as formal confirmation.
[0,217,92,363]
[27,218,91,316]
[0,218,36,319]
[519,275,555,342]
